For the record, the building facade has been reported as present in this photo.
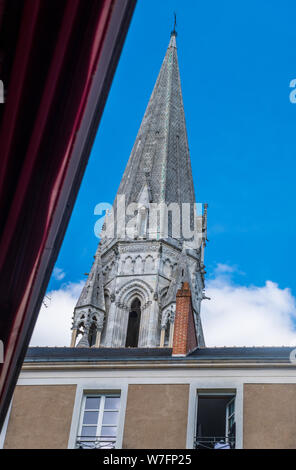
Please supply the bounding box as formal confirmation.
[1,30,296,450]
[1,346,296,449]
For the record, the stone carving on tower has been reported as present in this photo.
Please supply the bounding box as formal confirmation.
[71,28,207,348]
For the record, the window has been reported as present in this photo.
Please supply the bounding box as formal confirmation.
[76,394,120,449]
[195,393,236,449]
[125,298,141,347]
[88,323,97,347]
[100,293,110,345]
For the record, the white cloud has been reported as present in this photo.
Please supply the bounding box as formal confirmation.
[201,266,296,347]
[30,281,84,346]
[215,263,236,274]
[52,267,66,281]
[30,265,296,348]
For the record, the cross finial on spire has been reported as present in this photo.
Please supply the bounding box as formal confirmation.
[171,12,177,37]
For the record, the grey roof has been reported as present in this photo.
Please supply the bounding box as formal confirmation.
[24,346,295,364]
[188,347,295,362]
[25,347,172,362]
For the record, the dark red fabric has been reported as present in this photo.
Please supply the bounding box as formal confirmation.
[0,0,136,428]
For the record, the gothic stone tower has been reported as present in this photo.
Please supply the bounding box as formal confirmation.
[70,30,207,350]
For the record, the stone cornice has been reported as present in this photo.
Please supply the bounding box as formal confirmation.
[21,360,296,371]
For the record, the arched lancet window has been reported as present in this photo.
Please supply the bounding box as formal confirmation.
[76,321,85,343]
[125,298,141,347]
[164,324,170,347]
[88,323,97,347]
[101,294,110,344]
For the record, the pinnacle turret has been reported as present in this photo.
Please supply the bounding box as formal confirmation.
[71,248,106,348]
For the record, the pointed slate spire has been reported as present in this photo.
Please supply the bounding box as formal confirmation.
[116,31,196,207]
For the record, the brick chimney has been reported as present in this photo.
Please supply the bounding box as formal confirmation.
[172,282,198,356]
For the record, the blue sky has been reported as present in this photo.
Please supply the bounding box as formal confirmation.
[47,0,296,309]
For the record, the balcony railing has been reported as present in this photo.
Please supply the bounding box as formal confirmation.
[76,436,116,449]
[194,436,235,449]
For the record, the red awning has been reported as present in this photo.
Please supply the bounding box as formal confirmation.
[0,0,136,429]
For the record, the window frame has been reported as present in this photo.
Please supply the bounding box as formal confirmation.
[225,396,235,437]
[76,392,121,449]
[194,389,237,449]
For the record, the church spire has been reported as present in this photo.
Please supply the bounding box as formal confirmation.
[116,29,195,208]
[71,30,206,350]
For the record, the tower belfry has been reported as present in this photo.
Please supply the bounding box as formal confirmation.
[71,30,207,349]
